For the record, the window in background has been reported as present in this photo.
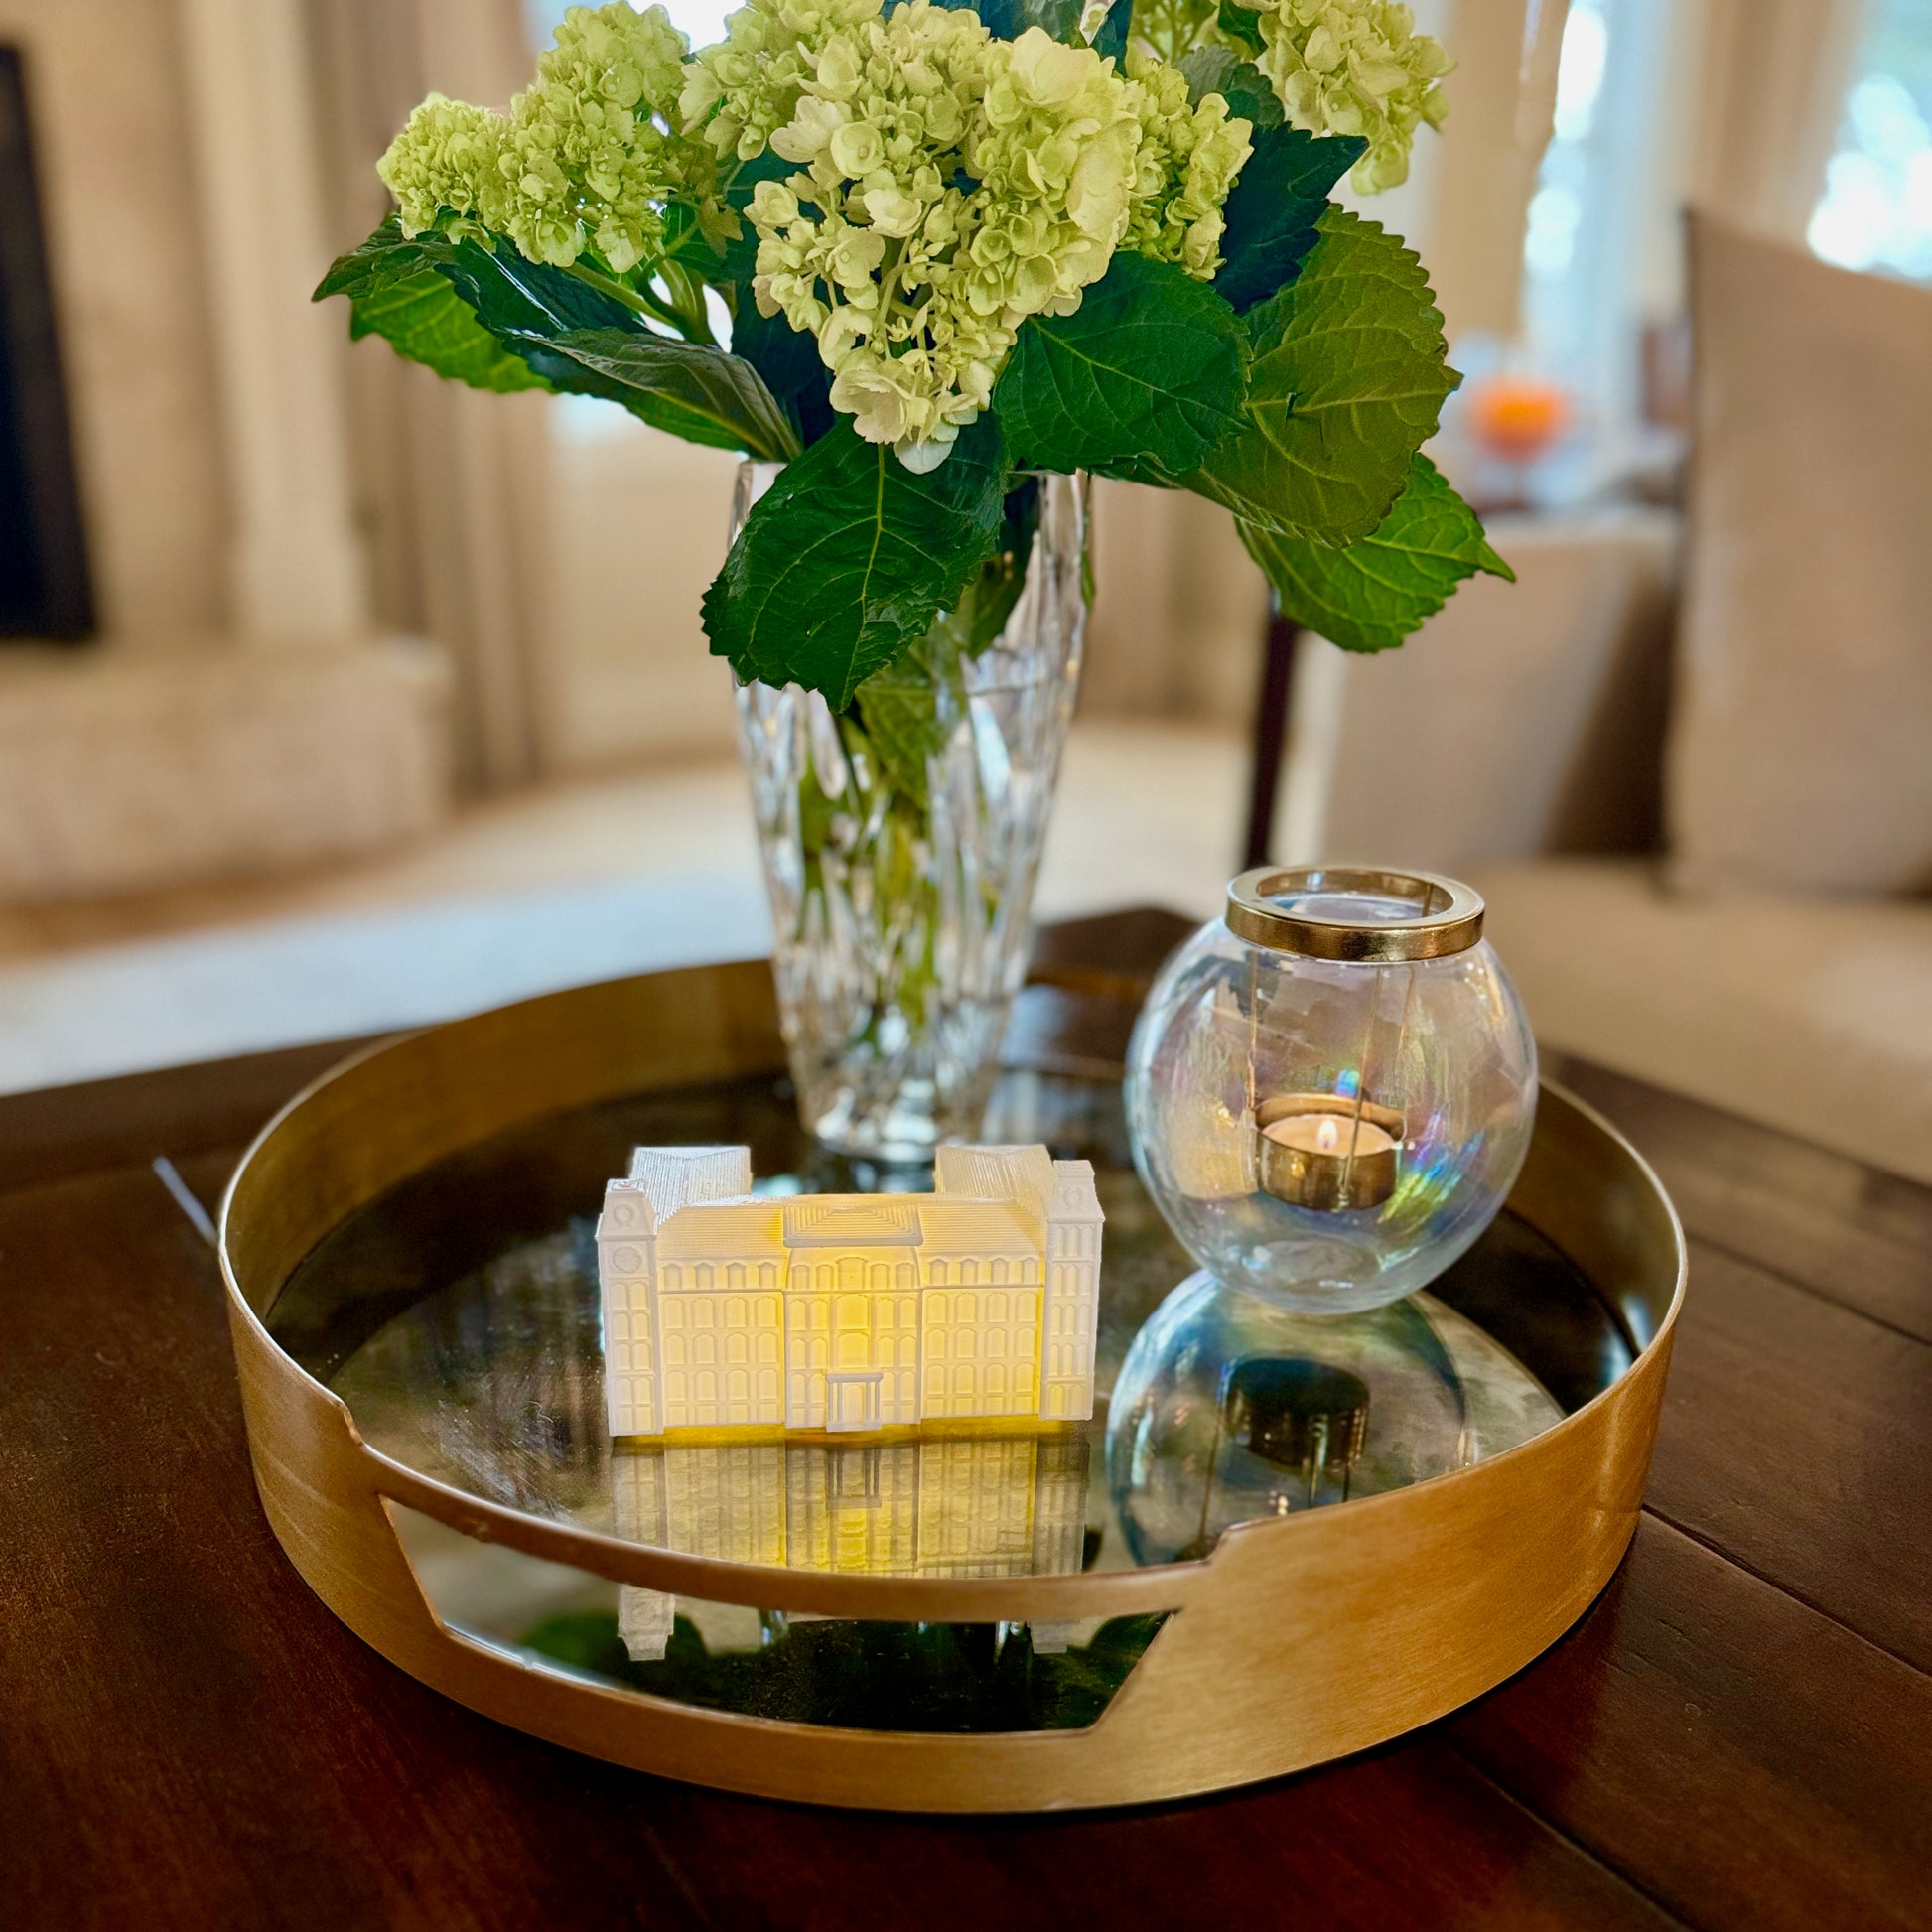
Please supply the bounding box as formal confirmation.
[1507,0,1676,506]
[1436,0,1677,511]
[1807,0,1932,281]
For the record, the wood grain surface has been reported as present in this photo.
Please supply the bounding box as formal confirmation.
[2,912,1926,1929]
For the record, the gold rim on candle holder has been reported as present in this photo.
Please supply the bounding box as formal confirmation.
[1227,866,1485,963]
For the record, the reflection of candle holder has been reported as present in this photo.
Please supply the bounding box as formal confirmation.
[1107,1275,1570,1567]
[1224,1358,1370,1497]
[1178,1352,1374,1557]
[1255,1092,1406,1212]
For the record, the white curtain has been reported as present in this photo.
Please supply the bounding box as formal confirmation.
[305,0,559,793]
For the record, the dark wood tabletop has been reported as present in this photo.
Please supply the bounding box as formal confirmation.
[3,910,1928,1932]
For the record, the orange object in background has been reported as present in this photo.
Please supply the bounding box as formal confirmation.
[1467,373,1574,463]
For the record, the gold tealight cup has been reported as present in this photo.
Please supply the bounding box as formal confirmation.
[1255,1093,1406,1212]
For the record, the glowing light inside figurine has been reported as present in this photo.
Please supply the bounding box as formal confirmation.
[596,1144,1104,1441]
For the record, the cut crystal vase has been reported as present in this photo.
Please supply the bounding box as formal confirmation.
[731,462,1089,1161]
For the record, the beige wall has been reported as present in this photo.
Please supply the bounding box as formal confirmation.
[543,417,743,771]
[1,0,229,647]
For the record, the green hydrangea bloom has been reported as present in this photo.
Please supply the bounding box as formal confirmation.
[682,0,884,162]
[1235,0,1450,192]
[700,0,1250,468]
[378,94,510,236]
[1123,52,1253,276]
[379,3,715,275]
[498,1,696,270]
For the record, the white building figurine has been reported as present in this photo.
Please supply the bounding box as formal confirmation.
[597,1144,1104,1439]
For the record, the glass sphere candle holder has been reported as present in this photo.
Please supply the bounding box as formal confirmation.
[1126,867,1537,1314]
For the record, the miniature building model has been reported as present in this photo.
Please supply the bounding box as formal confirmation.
[597,1144,1104,1439]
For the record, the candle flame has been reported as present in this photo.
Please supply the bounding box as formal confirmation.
[1316,1117,1339,1153]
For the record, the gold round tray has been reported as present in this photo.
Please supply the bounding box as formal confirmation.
[220,960,1684,1813]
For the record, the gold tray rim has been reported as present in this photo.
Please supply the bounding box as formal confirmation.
[216,960,1686,1811]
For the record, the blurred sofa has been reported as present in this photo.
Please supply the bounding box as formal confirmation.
[1279,219,1932,1185]
[1286,509,1932,1185]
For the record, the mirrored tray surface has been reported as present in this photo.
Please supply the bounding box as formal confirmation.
[266,1067,1640,1732]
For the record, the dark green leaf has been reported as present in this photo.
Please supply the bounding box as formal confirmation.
[531,330,799,459]
[1239,454,1513,652]
[314,215,443,301]
[994,254,1248,481]
[1217,0,1266,55]
[425,232,806,442]
[1176,47,1282,125]
[318,218,549,393]
[1191,207,1456,542]
[323,218,800,448]
[348,271,552,393]
[431,231,642,338]
[702,414,1010,707]
[1090,0,1133,61]
[1215,124,1365,312]
[973,0,1085,42]
[730,297,837,446]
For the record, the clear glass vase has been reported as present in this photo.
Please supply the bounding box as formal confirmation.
[732,462,1089,1161]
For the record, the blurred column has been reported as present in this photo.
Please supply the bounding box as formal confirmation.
[1685,0,1867,242]
[176,0,370,644]
[1425,0,1573,342]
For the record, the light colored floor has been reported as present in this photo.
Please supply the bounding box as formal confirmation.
[0,721,1248,1095]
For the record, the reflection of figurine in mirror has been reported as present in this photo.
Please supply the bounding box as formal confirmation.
[597,1144,1104,1438]
[611,1436,1091,1660]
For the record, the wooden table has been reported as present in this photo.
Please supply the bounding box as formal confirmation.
[3,911,1927,1931]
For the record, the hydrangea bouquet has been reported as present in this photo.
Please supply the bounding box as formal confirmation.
[319,0,1510,1152]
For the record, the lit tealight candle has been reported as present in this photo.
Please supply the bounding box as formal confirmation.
[1257,1105,1400,1212]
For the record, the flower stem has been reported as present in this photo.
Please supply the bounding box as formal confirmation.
[564,259,702,341]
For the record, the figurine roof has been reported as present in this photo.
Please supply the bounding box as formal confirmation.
[783,1199,925,1246]
[598,1144,1080,1257]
